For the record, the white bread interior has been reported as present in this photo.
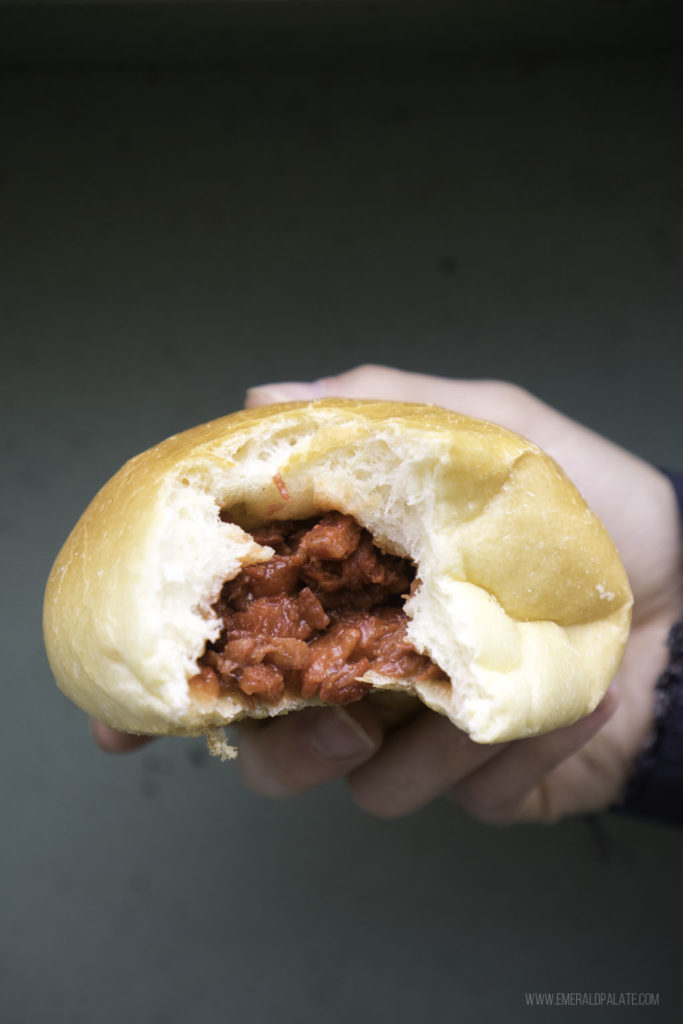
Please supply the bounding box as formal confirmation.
[43,399,632,744]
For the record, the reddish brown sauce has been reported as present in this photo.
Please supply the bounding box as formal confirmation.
[189,512,444,706]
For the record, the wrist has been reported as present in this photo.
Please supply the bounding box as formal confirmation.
[615,619,683,824]
[612,468,683,824]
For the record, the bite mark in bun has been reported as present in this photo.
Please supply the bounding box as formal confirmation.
[189,510,444,708]
[43,400,632,746]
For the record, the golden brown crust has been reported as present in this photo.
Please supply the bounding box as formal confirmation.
[43,399,632,743]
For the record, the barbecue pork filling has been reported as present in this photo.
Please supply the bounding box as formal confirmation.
[189,511,445,706]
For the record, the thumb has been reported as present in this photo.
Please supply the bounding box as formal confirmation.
[245,380,326,408]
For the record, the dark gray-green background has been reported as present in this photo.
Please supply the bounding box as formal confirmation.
[2,5,683,1022]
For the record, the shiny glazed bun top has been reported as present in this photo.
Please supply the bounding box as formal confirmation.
[43,399,632,744]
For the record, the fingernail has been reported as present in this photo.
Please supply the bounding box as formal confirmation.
[245,381,326,406]
[89,719,148,753]
[90,719,114,748]
[308,707,376,761]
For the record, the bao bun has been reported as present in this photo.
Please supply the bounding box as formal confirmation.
[43,399,632,745]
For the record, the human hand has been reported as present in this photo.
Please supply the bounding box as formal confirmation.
[93,365,682,824]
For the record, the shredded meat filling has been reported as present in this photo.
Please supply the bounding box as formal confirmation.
[189,511,444,706]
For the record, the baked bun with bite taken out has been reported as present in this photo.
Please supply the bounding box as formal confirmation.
[43,399,632,753]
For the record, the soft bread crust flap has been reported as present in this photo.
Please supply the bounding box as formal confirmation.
[43,399,632,743]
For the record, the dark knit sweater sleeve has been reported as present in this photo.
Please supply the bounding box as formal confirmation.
[614,471,683,825]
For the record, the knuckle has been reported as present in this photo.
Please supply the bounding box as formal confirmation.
[235,754,292,798]
[453,781,520,825]
[534,781,563,824]
[347,776,406,820]
[234,732,298,797]
[347,362,390,379]
[481,379,535,410]
[342,363,397,391]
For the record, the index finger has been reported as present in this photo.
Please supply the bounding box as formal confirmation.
[235,704,383,798]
